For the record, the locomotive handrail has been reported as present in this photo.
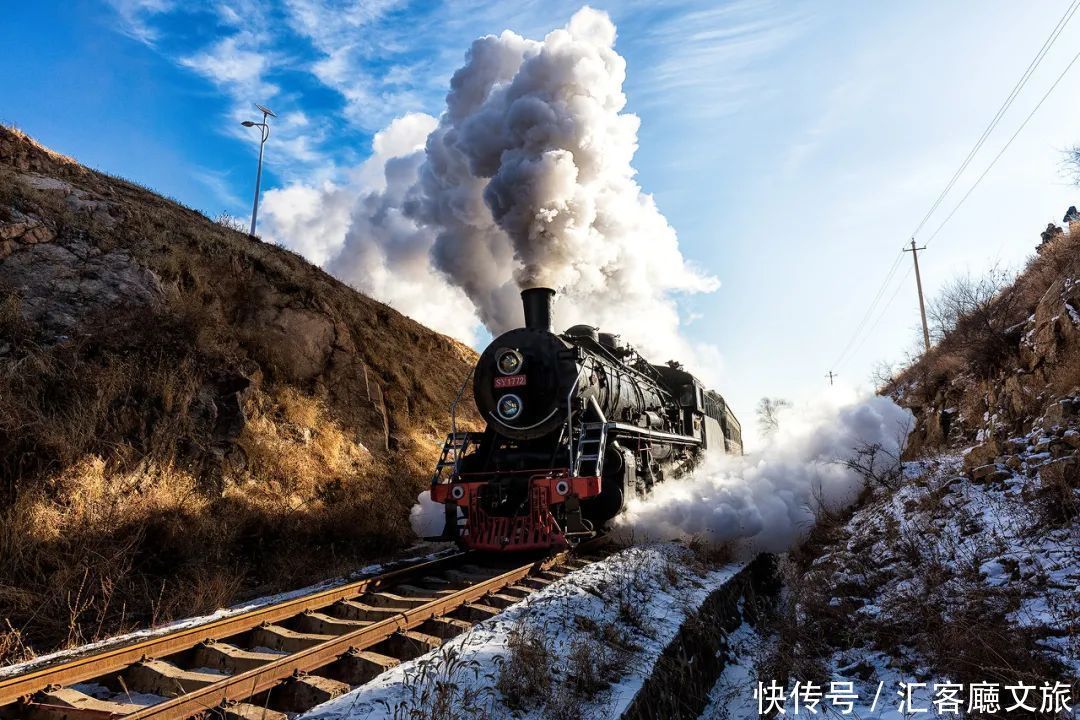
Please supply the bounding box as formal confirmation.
[565,355,595,472]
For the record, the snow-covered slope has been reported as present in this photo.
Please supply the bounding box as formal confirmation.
[300,544,745,720]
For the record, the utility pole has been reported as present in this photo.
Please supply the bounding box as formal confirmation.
[825,371,837,386]
[903,238,931,351]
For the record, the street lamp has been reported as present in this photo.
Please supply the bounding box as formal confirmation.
[241,103,276,237]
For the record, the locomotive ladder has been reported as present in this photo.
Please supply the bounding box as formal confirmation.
[573,422,608,477]
[432,432,471,484]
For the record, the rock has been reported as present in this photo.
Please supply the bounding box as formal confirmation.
[1005,437,1028,453]
[1029,277,1080,367]
[1004,455,1023,471]
[1063,430,1080,449]
[971,463,1009,483]
[0,237,163,336]
[963,439,1001,472]
[1039,456,1078,487]
[257,306,335,381]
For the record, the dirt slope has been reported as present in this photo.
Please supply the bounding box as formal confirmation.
[0,126,479,663]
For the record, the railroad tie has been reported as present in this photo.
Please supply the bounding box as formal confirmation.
[441,569,494,584]
[222,701,288,720]
[480,593,522,610]
[419,617,473,640]
[29,686,142,720]
[394,583,456,598]
[191,641,282,674]
[498,585,533,599]
[452,602,501,622]
[292,611,370,635]
[247,625,335,653]
[516,577,552,591]
[330,649,401,685]
[360,592,436,609]
[373,631,442,661]
[273,673,350,713]
[331,600,412,622]
[122,659,225,697]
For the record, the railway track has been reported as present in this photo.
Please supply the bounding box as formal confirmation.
[0,545,604,720]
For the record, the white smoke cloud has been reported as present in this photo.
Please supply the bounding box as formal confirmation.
[412,7,719,366]
[261,113,482,343]
[262,7,721,377]
[614,391,913,557]
[409,490,446,539]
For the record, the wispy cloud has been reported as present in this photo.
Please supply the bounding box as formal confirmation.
[105,0,174,44]
[632,0,807,117]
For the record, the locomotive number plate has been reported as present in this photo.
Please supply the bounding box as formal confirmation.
[494,375,527,388]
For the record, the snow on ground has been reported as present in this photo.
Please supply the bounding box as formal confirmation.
[698,447,1080,719]
[300,544,744,720]
[0,545,456,678]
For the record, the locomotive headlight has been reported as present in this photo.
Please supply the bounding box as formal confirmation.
[497,393,523,421]
[555,480,570,496]
[496,348,523,375]
[451,485,465,500]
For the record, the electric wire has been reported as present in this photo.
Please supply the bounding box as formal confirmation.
[925,43,1080,245]
[909,0,1080,239]
[830,3,1080,372]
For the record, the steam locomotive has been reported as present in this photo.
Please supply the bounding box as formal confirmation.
[429,287,742,551]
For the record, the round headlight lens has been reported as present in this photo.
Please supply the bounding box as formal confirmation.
[497,394,523,421]
[496,349,523,375]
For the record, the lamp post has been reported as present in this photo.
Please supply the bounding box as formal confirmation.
[241,103,276,237]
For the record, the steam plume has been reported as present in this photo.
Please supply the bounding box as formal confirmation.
[613,392,913,557]
[262,7,719,374]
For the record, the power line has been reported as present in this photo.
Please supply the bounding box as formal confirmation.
[831,251,904,369]
[909,0,1080,239]
[847,265,913,364]
[830,3,1080,372]
[925,43,1080,245]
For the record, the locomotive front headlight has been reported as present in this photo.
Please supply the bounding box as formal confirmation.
[496,348,523,375]
[497,393,523,421]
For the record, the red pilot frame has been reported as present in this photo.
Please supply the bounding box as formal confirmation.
[431,470,602,552]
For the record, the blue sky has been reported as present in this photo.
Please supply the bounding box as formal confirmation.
[5,1,1080,444]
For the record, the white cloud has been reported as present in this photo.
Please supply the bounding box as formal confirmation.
[105,0,174,44]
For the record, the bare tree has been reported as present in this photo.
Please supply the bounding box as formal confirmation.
[869,360,898,391]
[756,397,792,437]
[925,264,1020,373]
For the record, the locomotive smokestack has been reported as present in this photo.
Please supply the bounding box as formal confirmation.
[521,287,556,332]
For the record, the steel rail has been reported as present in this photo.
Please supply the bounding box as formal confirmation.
[123,550,572,720]
[0,552,470,706]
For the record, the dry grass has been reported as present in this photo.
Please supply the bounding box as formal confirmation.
[887,228,1080,451]
[0,125,480,663]
[496,623,553,709]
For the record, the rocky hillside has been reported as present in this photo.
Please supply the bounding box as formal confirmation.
[888,228,1080,459]
[701,228,1080,716]
[0,126,479,664]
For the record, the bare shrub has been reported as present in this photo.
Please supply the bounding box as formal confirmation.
[496,623,552,709]
[214,211,248,233]
[840,440,904,491]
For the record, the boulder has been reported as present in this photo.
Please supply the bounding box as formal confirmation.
[963,438,1001,472]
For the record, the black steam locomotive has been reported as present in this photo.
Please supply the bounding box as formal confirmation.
[429,288,742,551]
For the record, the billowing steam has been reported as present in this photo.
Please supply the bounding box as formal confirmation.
[613,392,913,557]
[262,7,719,374]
